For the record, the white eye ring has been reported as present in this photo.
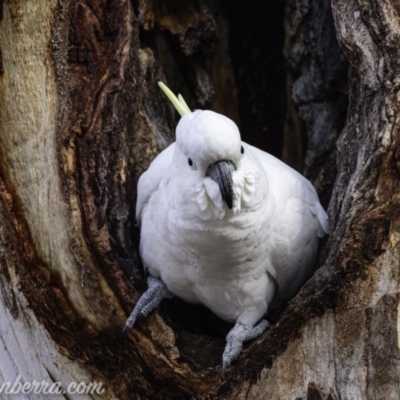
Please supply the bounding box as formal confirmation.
[188,157,198,170]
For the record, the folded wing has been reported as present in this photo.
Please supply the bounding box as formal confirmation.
[136,143,176,224]
[244,143,329,301]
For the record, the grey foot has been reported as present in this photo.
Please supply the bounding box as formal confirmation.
[222,319,270,376]
[122,276,173,336]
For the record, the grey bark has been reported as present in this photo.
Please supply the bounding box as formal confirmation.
[283,0,348,207]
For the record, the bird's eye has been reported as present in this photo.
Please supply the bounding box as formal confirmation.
[241,146,244,154]
[187,157,198,170]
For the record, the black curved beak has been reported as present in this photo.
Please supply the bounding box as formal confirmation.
[206,160,235,209]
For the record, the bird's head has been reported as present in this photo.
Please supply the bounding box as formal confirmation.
[158,82,260,215]
[176,110,244,209]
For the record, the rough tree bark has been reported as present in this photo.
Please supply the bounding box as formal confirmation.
[0,0,398,399]
[283,0,348,207]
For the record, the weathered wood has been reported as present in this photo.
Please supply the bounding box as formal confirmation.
[0,0,399,398]
[0,1,223,398]
[283,0,348,207]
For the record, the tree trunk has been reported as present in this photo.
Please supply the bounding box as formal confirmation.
[283,0,348,208]
[0,0,398,399]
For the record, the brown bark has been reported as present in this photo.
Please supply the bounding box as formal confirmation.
[0,0,399,399]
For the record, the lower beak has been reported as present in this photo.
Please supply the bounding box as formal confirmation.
[206,160,235,209]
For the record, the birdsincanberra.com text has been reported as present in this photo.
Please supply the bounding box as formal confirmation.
[0,376,105,396]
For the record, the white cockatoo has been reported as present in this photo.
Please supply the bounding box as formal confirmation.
[124,82,329,374]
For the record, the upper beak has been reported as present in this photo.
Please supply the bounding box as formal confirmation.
[206,160,235,209]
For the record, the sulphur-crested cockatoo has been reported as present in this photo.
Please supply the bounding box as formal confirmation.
[123,82,329,375]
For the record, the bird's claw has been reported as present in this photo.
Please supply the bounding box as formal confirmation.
[122,276,173,336]
[222,319,270,377]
